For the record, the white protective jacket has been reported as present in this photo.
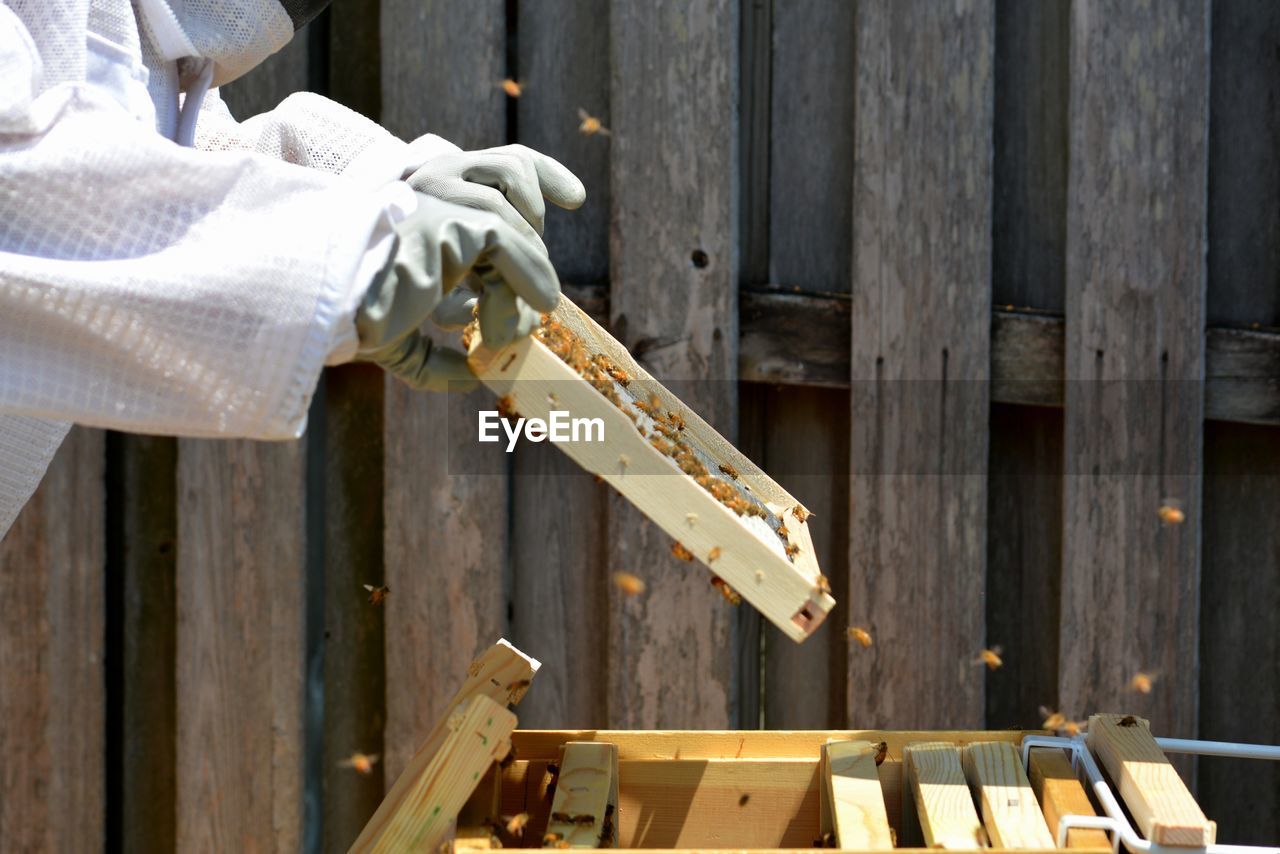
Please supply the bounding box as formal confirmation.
[0,0,447,538]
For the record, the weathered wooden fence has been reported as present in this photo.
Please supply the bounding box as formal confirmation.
[1,0,1277,850]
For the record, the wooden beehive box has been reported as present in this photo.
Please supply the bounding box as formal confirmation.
[466,296,835,642]
[354,644,1228,854]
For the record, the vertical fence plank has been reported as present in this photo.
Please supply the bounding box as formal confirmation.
[1059,0,1209,741]
[608,0,739,728]
[1199,422,1280,843]
[510,0,612,729]
[380,0,510,783]
[985,0,1069,728]
[847,0,994,729]
[1199,1,1280,836]
[0,428,104,851]
[761,0,856,731]
[111,433,177,854]
[174,39,311,852]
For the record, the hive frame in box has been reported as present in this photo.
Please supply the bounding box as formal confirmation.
[467,296,835,642]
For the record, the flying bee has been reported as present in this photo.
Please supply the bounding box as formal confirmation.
[974,646,1003,671]
[500,78,525,98]
[670,541,695,562]
[708,546,722,562]
[613,571,646,596]
[792,505,811,523]
[505,812,530,836]
[337,752,379,776]
[1063,720,1086,737]
[718,462,739,480]
[847,626,873,648]
[711,575,742,605]
[1158,499,1186,525]
[363,584,390,606]
[1039,707,1067,731]
[1129,671,1156,694]
[577,108,612,136]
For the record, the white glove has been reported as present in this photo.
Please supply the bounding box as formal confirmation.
[406,142,586,256]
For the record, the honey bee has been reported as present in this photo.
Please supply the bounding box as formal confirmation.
[1158,499,1186,525]
[777,523,789,539]
[500,78,525,98]
[974,646,1004,671]
[337,752,379,776]
[873,741,888,765]
[708,546,722,562]
[505,812,530,836]
[669,411,686,431]
[785,542,801,559]
[718,463,739,480]
[1063,720,1086,737]
[461,321,477,351]
[847,626,873,647]
[542,832,564,846]
[1040,708,1067,731]
[1129,671,1156,694]
[792,505,811,523]
[572,814,596,826]
[550,812,572,824]
[613,571,646,596]
[813,574,831,595]
[577,108,612,136]
[363,584,390,606]
[496,394,518,419]
[670,541,695,562]
[1118,715,1140,727]
[649,435,674,455]
[711,575,742,605]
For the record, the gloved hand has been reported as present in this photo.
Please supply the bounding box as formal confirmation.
[405,142,586,255]
[355,193,560,392]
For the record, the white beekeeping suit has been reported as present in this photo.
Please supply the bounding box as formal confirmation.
[0,0,456,538]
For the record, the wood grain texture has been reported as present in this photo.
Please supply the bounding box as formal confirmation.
[822,741,893,849]
[607,0,739,728]
[960,741,1053,848]
[763,387,849,729]
[902,743,987,849]
[1088,714,1215,846]
[379,0,511,795]
[1197,421,1280,845]
[768,0,855,293]
[512,0,611,730]
[992,0,1069,313]
[0,428,105,852]
[1060,0,1209,742]
[1207,0,1280,328]
[740,292,1280,424]
[110,433,177,854]
[176,438,306,852]
[1028,748,1109,849]
[984,403,1062,729]
[848,0,994,729]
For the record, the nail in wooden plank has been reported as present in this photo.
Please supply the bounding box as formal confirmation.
[543,742,619,848]
[1028,748,1111,849]
[1088,714,1215,847]
[821,740,893,849]
[961,741,1055,848]
[352,640,540,852]
[903,742,988,849]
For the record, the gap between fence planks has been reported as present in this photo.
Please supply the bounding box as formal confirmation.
[821,741,894,849]
[902,742,988,849]
[960,741,1054,848]
[1028,749,1110,849]
[1088,714,1215,847]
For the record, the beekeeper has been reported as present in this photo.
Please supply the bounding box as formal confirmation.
[0,0,586,538]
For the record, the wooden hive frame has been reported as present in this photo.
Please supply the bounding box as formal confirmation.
[467,296,836,642]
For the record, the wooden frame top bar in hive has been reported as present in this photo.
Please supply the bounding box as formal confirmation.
[468,296,836,641]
